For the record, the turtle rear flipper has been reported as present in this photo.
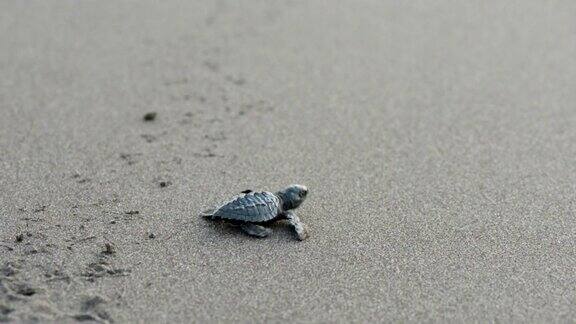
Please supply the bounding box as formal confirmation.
[200,208,217,218]
[240,224,272,238]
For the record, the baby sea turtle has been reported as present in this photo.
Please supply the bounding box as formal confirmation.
[200,184,309,240]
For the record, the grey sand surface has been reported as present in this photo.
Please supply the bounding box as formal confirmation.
[1,0,576,322]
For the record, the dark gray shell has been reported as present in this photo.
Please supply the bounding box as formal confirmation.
[212,191,281,223]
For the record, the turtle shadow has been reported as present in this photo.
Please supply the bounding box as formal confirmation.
[201,218,297,241]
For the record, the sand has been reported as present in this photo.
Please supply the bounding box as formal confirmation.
[1,0,576,322]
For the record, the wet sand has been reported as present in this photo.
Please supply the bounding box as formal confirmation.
[1,0,576,322]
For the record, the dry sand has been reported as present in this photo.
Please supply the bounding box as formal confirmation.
[1,0,576,322]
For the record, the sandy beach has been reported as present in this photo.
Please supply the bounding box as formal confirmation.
[1,0,576,322]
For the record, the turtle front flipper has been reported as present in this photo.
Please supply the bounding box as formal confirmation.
[284,211,309,241]
[240,224,272,238]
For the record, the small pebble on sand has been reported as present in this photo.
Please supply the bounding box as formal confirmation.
[102,243,115,255]
[143,112,157,121]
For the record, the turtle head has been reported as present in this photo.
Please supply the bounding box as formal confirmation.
[277,184,308,210]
